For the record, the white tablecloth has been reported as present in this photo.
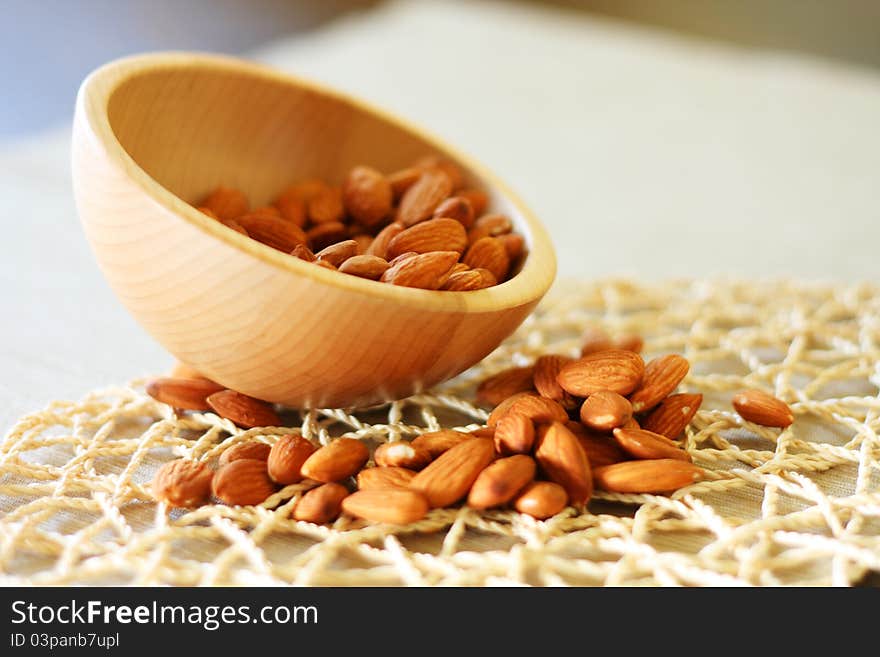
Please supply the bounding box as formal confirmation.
[3,0,880,432]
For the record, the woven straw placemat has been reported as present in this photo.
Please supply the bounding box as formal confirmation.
[1,278,879,586]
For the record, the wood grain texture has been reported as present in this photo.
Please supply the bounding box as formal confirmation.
[71,52,556,408]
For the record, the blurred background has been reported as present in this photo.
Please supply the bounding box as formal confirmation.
[4,0,880,138]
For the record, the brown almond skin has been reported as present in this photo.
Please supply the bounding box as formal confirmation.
[565,421,630,469]
[212,459,277,506]
[433,196,475,228]
[199,186,248,221]
[593,459,706,494]
[440,268,497,291]
[642,393,703,439]
[352,233,373,255]
[494,412,536,455]
[732,389,794,428]
[388,167,422,200]
[409,437,496,508]
[557,349,645,397]
[533,354,578,410]
[146,377,225,411]
[615,334,644,354]
[467,455,536,509]
[386,218,468,259]
[414,155,464,190]
[462,236,510,282]
[487,393,568,428]
[315,239,359,267]
[468,213,512,243]
[236,211,307,252]
[535,422,593,505]
[373,442,432,470]
[306,221,347,251]
[338,254,390,280]
[292,482,349,524]
[514,481,569,519]
[267,434,317,485]
[206,390,281,428]
[300,438,370,483]
[273,186,307,226]
[499,233,525,262]
[366,221,405,259]
[396,168,453,226]
[380,251,459,290]
[580,391,633,431]
[458,188,488,216]
[580,326,614,356]
[307,185,344,224]
[411,430,471,458]
[476,366,535,407]
[357,466,418,491]
[342,165,392,227]
[152,459,214,508]
[218,441,272,468]
[612,427,692,462]
[629,354,690,413]
[342,489,430,524]
[290,243,317,262]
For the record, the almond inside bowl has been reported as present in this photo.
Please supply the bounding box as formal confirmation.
[72,52,556,408]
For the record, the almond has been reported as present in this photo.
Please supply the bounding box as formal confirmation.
[467,454,536,509]
[579,390,633,431]
[440,268,497,291]
[411,430,470,458]
[450,262,470,274]
[342,488,430,524]
[433,196,475,228]
[300,438,370,483]
[314,259,336,271]
[487,392,569,428]
[306,221,347,251]
[641,393,703,439]
[315,239,358,267]
[290,243,316,262]
[476,366,536,407]
[199,186,248,221]
[197,206,219,220]
[414,155,464,190]
[499,232,525,263]
[222,218,249,236]
[352,233,373,254]
[629,354,690,413]
[152,459,213,508]
[592,459,706,493]
[469,426,496,439]
[458,188,488,216]
[273,186,307,226]
[388,167,422,200]
[338,254,390,280]
[467,213,512,243]
[212,459,277,506]
[513,481,568,519]
[218,441,271,468]
[292,482,348,524]
[534,422,593,505]
[373,442,432,470]
[579,326,613,356]
[342,165,392,227]
[612,427,691,461]
[493,411,535,455]
[409,437,495,508]
[146,377,225,410]
[557,349,645,397]
[732,389,794,428]
[380,250,459,290]
[565,421,630,469]
[462,236,510,282]
[387,251,418,267]
[533,355,578,409]
[206,390,280,428]
[357,466,418,491]
[396,168,453,226]
[386,218,468,259]
[236,210,307,252]
[365,221,405,259]
[615,334,644,354]
[307,185,344,224]
[267,434,316,485]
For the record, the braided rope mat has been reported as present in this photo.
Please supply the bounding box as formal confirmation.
[2,278,879,586]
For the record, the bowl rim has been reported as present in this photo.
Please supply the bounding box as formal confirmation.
[75,51,556,313]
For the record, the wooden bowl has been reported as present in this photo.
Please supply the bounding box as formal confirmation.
[71,52,556,408]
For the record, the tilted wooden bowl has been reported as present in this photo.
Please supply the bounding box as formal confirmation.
[72,52,556,408]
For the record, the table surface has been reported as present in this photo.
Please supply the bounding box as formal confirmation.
[3,0,880,432]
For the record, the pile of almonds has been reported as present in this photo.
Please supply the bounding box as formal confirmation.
[149,327,795,524]
[196,154,525,291]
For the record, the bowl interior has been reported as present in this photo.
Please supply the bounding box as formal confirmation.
[105,61,529,250]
